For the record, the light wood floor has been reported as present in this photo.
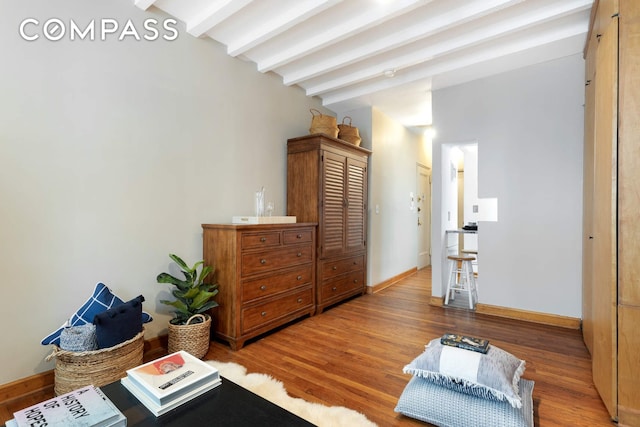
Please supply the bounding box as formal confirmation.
[206,267,613,427]
[0,267,613,426]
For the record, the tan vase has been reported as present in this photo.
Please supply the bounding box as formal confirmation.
[167,314,211,359]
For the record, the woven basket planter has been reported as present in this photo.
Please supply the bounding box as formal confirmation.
[309,109,338,138]
[338,116,362,146]
[168,314,211,359]
[46,330,144,396]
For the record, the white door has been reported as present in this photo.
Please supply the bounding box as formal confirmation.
[417,164,432,268]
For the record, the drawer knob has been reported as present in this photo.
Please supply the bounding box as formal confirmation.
[297,298,303,303]
[260,237,267,242]
[297,275,302,280]
[332,266,337,270]
[261,311,267,317]
[332,286,337,291]
[297,234,302,239]
[297,252,302,257]
[353,261,358,265]
[260,285,267,291]
[353,279,358,283]
[260,259,267,264]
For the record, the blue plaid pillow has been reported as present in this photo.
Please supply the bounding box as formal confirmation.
[41,282,152,346]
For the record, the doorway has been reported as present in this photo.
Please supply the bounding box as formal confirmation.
[417,163,432,269]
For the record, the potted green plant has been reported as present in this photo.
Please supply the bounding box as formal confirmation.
[157,254,219,358]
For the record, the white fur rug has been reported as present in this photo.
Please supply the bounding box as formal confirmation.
[207,361,377,427]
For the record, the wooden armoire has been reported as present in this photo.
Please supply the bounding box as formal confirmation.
[287,134,371,313]
[582,1,640,425]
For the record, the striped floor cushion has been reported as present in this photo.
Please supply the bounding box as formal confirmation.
[395,376,534,427]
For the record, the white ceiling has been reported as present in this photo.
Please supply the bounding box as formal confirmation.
[134,0,593,129]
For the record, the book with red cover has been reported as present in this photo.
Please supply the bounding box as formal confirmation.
[124,350,220,407]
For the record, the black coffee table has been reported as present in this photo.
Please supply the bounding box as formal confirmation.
[100,376,315,426]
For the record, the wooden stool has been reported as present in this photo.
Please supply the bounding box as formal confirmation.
[461,249,478,279]
[445,254,478,309]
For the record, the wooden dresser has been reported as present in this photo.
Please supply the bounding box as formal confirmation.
[287,134,371,313]
[202,223,316,350]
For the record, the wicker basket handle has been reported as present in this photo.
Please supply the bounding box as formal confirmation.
[186,314,207,325]
[341,116,352,126]
[310,108,323,117]
[45,347,60,362]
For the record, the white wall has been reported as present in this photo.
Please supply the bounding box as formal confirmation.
[366,108,430,286]
[432,54,585,318]
[462,145,479,251]
[0,0,330,384]
[436,144,462,280]
[336,106,432,286]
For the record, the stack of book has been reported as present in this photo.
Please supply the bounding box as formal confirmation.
[6,385,126,427]
[120,350,221,416]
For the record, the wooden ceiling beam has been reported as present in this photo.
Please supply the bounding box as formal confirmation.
[134,0,156,11]
[257,0,426,73]
[319,28,587,106]
[227,0,339,57]
[187,0,253,38]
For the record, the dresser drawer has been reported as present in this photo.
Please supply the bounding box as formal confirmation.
[241,231,281,249]
[283,229,313,245]
[241,266,312,302]
[242,245,313,276]
[242,287,313,333]
[320,270,364,301]
[320,254,364,279]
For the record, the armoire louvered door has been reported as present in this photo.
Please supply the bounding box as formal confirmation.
[321,151,347,258]
[345,157,367,254]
